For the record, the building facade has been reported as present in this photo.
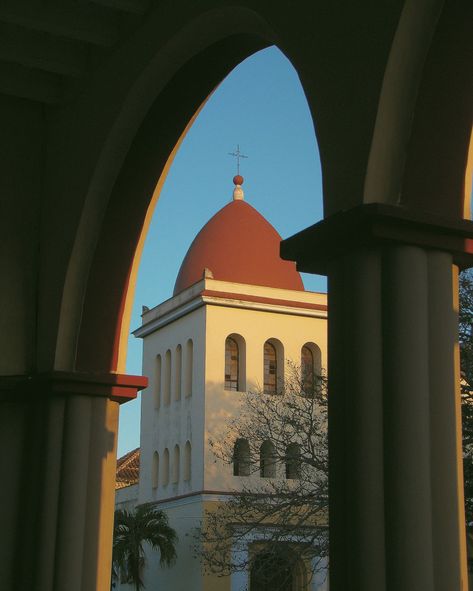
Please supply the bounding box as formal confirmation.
[115,178,329,590]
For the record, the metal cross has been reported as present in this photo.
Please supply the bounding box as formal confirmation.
[228,145,248,175]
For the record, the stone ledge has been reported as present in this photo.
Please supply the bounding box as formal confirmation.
[0,370,148,404]
[281,203,473,274]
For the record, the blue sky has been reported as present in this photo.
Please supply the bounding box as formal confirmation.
[118,46,325,456]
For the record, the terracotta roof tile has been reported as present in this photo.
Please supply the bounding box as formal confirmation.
[116,447,140,490]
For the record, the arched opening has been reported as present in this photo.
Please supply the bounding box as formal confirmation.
[233,438,251,477]
[173,444,180,484]
[184,441,192,481]
[301,345,314,395]
[264,342,277,394]
[100,42,325,584]
[225,334,246,391]
[301,342,322,395]
[114,45,324,455]
[3,3,471,589]
[264,339,284,395]
[152,451,159,489]
[225,336,239,391]
[260,440,276,478]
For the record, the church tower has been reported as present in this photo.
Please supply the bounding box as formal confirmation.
[116,177,328,591]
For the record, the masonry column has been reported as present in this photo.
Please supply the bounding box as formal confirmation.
[281,204,471,591]
[0,371,147,591]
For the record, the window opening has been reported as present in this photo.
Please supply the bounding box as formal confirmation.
[264,342,277,394]
[225,337,239,391]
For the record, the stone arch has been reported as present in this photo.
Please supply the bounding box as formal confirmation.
[10,5,470,591]
[56,9,279,374]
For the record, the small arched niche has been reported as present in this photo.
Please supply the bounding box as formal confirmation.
[224,333,246,392]
[263,338,284,395]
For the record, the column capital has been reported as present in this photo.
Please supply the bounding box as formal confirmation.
[281,203,473,275]
[0,370,148,404]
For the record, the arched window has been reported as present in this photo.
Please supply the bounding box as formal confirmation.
[185,339,193,397]
[250,550,295,591]
[184,441,191,481]
[154,354,161,409]
[164,349,171,405]
[264,342,278,394]
[260,440,276,478]
[233,438,250,476]
[225,337,239,391]
[162,448,169,486]
[285,443,301,479]
[152,451,159,488]
[301,342,322,395]
[172,445,180,483]
[301,345,314,395]
[174,344,182,401]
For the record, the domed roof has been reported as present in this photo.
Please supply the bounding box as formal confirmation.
[173,181,304,295]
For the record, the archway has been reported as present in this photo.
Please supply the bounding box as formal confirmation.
[116,46,324,455]
[2,3,472,591]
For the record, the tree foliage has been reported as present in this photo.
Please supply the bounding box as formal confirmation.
[112,503,178,591]
[195,273,473,583]
[460,270,473,526]
[196,364,328,584]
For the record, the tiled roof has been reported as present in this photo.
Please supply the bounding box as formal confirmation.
[116,447,140,490]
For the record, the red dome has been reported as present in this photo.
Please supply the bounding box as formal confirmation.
[173,200,304,295]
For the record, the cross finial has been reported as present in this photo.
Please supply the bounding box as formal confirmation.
[228,144,248,175]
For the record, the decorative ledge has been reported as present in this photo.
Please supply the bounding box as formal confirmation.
[0,370,148,404]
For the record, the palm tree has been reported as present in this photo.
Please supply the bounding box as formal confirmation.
[112,503,178,591]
